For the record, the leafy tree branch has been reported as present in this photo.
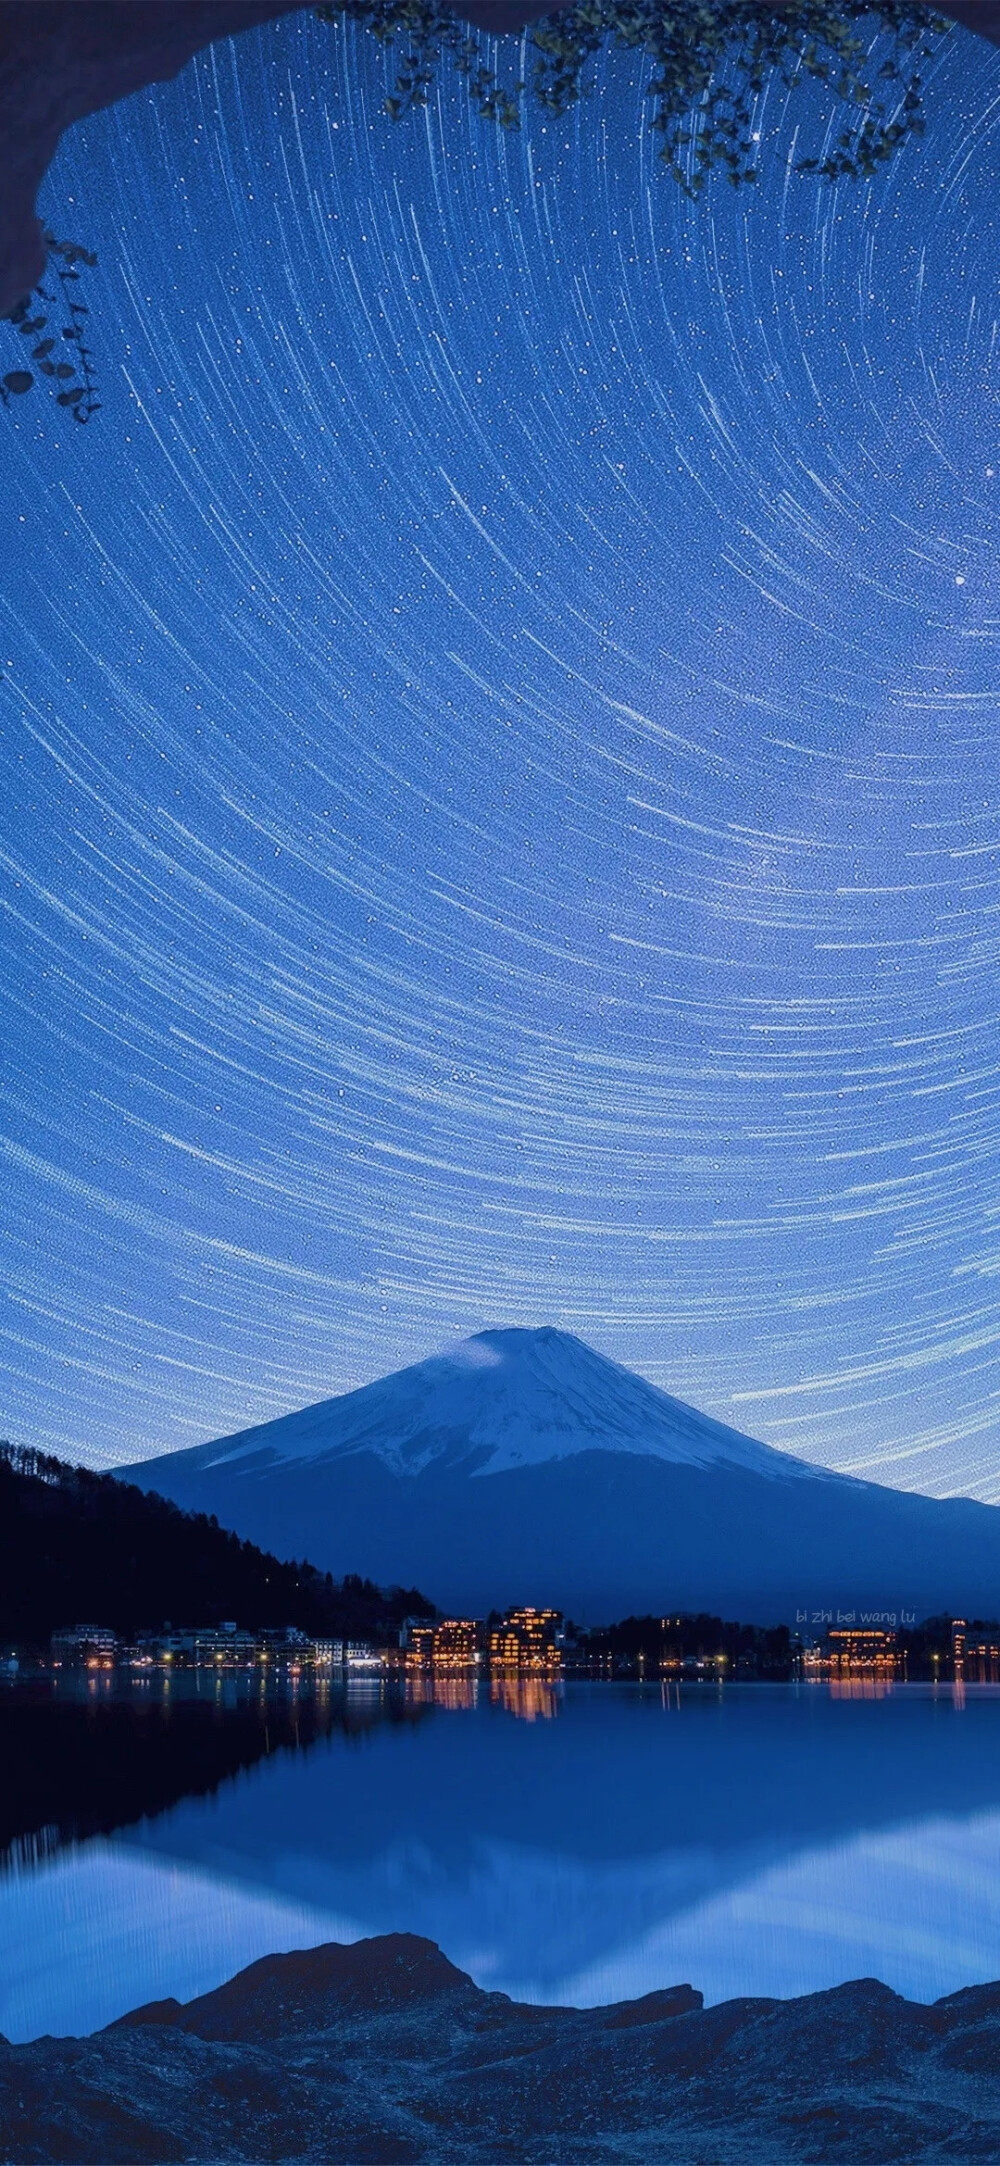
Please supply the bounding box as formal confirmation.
[1,231,100,419]
[320,0,947,193]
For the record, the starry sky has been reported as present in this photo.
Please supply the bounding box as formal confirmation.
[3,9,1000,1494]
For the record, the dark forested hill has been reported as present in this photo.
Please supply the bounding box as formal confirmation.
[0,1443,434,1643]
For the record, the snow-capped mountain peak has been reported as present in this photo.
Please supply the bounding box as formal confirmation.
[199,1326,804,1483]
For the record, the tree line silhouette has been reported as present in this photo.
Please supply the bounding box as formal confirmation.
[0,1442,434,1643]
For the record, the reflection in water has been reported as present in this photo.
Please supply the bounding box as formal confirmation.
[433,1675,478,1712]
[828,1677,896,1701]
[0,1663,562,1880]
[407,1672,479,1713]
[400,1672,561,1719]
[490,1674,560,1723]
[0,1672,428,1872]
[4,1680,1000,2041]
[0,1842,362,2041]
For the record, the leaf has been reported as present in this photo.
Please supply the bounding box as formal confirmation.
[2,371,33,395]
[54,364,75,379]
[31,339,54,359]
[56,386,85,405]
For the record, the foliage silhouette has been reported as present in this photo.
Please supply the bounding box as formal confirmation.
[0,5,949,427]
[1,233,100,419]
[319,0,946,195]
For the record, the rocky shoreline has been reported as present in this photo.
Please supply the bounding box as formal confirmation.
[2,1932,1000,2162]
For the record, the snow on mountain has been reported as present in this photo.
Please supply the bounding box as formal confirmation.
[129,1325,1000,1620]
[196,1326,811,1483]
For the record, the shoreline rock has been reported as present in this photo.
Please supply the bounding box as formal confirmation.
[2,1931,1000,2162]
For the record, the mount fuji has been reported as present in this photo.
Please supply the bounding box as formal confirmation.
[127,1327,1000,1621]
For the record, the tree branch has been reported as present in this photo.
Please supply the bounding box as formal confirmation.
[0,0,996,323]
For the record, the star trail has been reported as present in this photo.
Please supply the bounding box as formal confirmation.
[2,10,1000,1494]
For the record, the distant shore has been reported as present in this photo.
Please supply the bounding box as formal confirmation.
[6,1597,990,1688]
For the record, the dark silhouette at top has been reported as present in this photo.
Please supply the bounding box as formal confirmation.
[1,2,997,321]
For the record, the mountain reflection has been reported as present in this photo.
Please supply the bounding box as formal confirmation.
[0,1666,578,1876]
[6,1681,1000,2041]
[0,1673,430,1872]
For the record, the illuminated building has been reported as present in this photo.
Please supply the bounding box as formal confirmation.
[431,1619,481,1667]
[403,1624,437,1667]
[342,1640,384,1670]
[125,1625,362,1669]
[824,1628,901,1676]
[953,1620,1000,1682]
[50,1624,118,1667]
[195,1625,260,1664]
[488,1607,562,1673]
[799,1625,901,1694]
[403,1619,482,1669]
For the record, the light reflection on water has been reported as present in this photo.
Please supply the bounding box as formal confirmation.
[4,1679,1000,2040]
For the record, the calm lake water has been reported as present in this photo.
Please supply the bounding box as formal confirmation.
[4,1674,1000,2041]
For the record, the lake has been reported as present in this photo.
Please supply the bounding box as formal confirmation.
[4,1672,1000,2042]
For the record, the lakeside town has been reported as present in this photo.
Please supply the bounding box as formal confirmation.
[25,1608,999,1691]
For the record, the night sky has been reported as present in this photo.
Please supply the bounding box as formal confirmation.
[2,11,1000,1494]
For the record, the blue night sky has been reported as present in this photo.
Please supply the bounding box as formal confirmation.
[2,11,1000,1494]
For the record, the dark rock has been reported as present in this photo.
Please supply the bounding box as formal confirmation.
[937,1982,1000,2022]
[2,1932,999,2162]
[110,1933,479,2041]
[600,1981,702,2027]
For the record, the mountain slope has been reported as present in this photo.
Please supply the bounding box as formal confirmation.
[145,1327,817,1484]
[129,1327,1000,1622]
